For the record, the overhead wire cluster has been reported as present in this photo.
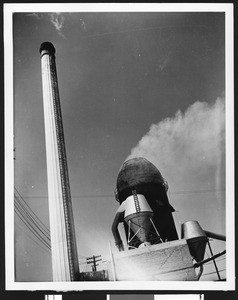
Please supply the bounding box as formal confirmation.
[14,187,51,253]
[21,188,225,199]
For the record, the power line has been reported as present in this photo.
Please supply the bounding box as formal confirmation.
[21,188,225,199]
[15,207,51,251]
[22,195,113,199]
[169,188,225,195]
[15,195,50,241]
[83,24,207,39]
[14,200,51,250]
[14,187,50,235]
[86,255,102,272]
[14,195,51,243]
[15,222,51,255]
[14,188,52,252]
[14,187,53,255]
[14,201,51,250]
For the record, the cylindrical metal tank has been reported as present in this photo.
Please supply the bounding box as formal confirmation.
[124,194,153,244]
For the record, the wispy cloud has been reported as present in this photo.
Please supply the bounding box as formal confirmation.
[25,13,41,19]
[79,18,87,31]
[158,53,171,71]
[49,13,65,38]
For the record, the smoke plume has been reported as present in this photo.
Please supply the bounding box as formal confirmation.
[127,97,225,193]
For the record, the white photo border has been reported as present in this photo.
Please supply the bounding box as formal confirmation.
[4,2,235,291]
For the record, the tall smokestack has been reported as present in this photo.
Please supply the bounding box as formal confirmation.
[39,42,79,281]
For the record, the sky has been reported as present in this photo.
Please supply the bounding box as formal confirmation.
[13,9,227,282]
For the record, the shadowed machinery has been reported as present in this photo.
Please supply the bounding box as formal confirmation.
[110,157,225,281]
[112,157,178,250]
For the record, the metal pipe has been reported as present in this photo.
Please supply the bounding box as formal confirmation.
[204,230,226,241]
[197,264,204,280]
[111,211,124,251]
[194,250,226,268]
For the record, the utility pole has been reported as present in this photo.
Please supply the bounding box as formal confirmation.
[40,41,79,281]
[86,255,102,272]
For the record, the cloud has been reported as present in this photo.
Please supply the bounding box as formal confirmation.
[158,53,171,71]
[79,18,87,31]
[25,12,66,37]
[127,97,225,193]
[49,13,65,38]
[25,13,41,19]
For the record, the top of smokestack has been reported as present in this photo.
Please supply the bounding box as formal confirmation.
[39,42,55,55]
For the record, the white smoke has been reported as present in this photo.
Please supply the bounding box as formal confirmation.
[127,97,225,193]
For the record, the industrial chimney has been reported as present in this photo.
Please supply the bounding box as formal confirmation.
[40,42,79,281]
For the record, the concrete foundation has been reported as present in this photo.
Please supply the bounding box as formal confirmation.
[108,239,197,281]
